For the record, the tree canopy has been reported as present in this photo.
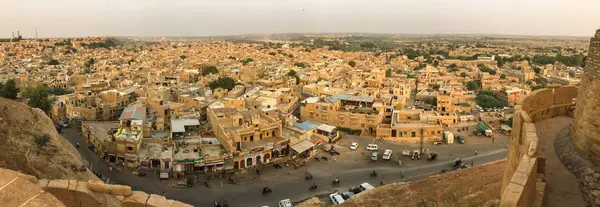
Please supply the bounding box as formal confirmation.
[348,60,356,67]
[0,79,18,99]
[294,62,307,68]
[26,86,53,113]
[385,69,392,77]
[202,66,219,76]
[208,77,240,91]
[476,90,508,109]
[48,59,60,65]
[466,80,479,91]
[500,74,507,79]
[180,55,186,60]
[460,72,467,78]
[287,70,300,84]
[532,54,585,67]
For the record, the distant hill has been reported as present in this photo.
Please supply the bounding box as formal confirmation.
[0,98,97,180]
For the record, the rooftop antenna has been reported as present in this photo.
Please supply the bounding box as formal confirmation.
[35,27,38,39]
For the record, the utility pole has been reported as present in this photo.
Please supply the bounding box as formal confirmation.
[419,127,424,153]
[35,27,38,39]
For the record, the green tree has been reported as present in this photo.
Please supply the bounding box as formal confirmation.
[287,70,300,84]
[1,79,18,99]
[432,85,440,90]
[208,77,239,91]
[460,72,467,78]
[385,69,392,77]
[202,66,219,76]
[180,55,187,60]
[48,59,60,65]
[433,60,439,67]
[288,54,294,58]
[466,81,479,91]
[85,58,95,68]
[476,90,508,109]
[26,86,53,113]
[406,74,416,79]
[348,60,356,67]
[500,74,507,79]
[294,62,306,68]
[268,52,276,56]
[533,67,541,74]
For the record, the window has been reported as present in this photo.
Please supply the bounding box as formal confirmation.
[392,130,397,137]
[411,132,416,137]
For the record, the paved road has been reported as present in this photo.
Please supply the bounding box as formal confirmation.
[62,128,507,207]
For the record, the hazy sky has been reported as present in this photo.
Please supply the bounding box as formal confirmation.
[3,0,600,38]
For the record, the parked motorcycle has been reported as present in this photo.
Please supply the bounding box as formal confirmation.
[262,187,272,195]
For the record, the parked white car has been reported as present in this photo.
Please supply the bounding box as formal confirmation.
[278,199,293,207]
[329,193,345,205]
[366,144,378,151]
[382,149,393,160]
[350,142,359,150]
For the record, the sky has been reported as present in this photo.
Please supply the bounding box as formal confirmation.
[2,0,600,38]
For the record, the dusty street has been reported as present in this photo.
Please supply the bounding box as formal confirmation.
[62,128,508,207]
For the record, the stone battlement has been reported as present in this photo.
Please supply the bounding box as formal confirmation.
[500,85,577,206]
[0,168,192,207]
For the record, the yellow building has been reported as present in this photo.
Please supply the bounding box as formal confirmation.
[300,95,384,134]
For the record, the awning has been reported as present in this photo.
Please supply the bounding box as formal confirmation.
[290,139,315,154]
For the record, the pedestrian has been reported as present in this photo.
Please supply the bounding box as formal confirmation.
[475,150,478,155]
[471,160,474,166]
[332,155,336,161]
[380,178,384,185]
[162,192,166,197]
[401,170,404,178]
[109,166,113,171]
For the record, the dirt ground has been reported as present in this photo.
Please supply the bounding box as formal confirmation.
[0,98,97,181]
[339,160,505,207]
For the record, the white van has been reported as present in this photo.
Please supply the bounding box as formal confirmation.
[359,182,375,191]
[329,193,345,205]
[366,144,378,151]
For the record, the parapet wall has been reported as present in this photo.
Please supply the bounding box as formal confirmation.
[500,86,577,207]
[0,167,192,207]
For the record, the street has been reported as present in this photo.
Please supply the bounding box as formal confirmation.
[62,128,507,207]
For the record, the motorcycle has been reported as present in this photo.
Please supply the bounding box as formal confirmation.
[314,157,320,162]
[262,187,272,195]
[205,181,211,188]
[332,179,340,185]
[370,171,378,177]
[309,184,318,190]
[274,163,282,169]
[321,156,328,161]
[305,174,313,180]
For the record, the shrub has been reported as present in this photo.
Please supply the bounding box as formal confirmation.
[35,134,51,147]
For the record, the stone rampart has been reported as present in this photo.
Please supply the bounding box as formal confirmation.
[0,168,192,207]
[500,86,577,207]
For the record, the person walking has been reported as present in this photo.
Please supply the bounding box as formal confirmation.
[401,170,404,178]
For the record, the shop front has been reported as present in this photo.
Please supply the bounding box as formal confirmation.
[290,139,315,159]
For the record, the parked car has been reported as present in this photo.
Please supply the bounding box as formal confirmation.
[350,142,359,150]
[382,149,392,160]
[371,152,378,161]
[329,193,345,205]
[366,144,378,151]
[341,191,355,200]
[278,199,293,207]
[456,136,465,144]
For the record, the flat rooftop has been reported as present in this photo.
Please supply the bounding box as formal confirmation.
[84,121,120,142]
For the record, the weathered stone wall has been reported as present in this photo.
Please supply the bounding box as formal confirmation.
[572,29,600,166]
[0,167,192,207]
[500,86,577,207]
